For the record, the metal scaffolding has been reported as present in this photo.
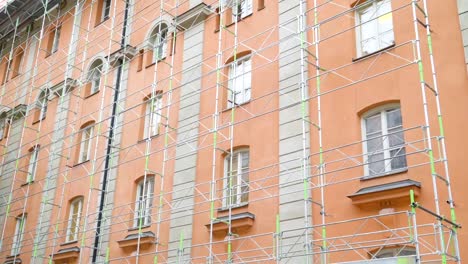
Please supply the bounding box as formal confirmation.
[0,0,461,263]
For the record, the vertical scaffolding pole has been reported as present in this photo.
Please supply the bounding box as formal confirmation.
[298,0,312,262]
[410,1,447,263]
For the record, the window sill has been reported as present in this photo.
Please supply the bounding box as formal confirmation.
[45,51,57,58]
[84,90,100,99]
[352,43,396,62]
[72,160,90,167]
[60,240,78,247]
[32,116,46,125]
[21,180,34,187]
[225,13,253,29]
[360,167,408,181]
[217,202,248,212]
[222,100,251,113]
[95,17,110,28]
[127,224,151,232]
[145,57,167,69]
[137,133,160,144]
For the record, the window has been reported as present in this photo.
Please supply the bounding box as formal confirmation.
[11,50,23,78]
[134,177,154,227]
[363,106,407,176]
[232,0,253,20]
[87,59,103,95]
[0,117,6,140]
[223,149,249,206]
[99,0,111,23]
[38,89,49,121]
[66,197,83,242]
[11,215,26,256]
[144,94,162,138]
[26,146,39,183]
[49,25,62,54]
[149,23,168,63]
[355,0,394,56]
[78,124,93,163]
[228,56,251,108]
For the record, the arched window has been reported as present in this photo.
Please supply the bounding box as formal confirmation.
[66,197,83,242]
[134,176,154,227]
[227,54,252,108]
[78,122,94,163]
[11,214,26,255]
[38,89,49,120]
[362,105,406,176]
[26,145,40,183]
[87,59,103,95]
[148,23,168,63]
[143,92,163,138]
[223,148,250,207]
[0,111,8,140]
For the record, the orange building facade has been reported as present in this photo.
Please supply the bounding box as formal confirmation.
[0,0,466,263]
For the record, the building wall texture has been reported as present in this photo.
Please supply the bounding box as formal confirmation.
[0,0,466,264]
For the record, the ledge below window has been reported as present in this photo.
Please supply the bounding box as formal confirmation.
[205,212,255,236]
[347,179,421,206]
[4,255,21,264]
[51,246,80,264]
[117,231,156,250]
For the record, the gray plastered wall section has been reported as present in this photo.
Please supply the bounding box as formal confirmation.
[30,3,84,261]
[167,22,205,262]
[30,93,71,261]
[93,60,130,263]
[458,0,468,66]
[278,0,312,262]
[0,117,25,251]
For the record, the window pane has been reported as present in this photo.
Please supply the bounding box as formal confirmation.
[367,134,384,153]
[365,113,382,133]
[379,30,395,48]
[386,108,402,128]
[368,152,385,174]
[388,128,404,147]
[390,147,407,169]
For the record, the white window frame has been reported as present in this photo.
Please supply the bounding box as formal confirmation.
[228,56,252,108]
[66,198,83,242]
[101,0,111,22]
[89,64,102,94]
[0,118,5,140]
[11,215,26,256]
[38,90,48,120]
[232,0,253,21]
[150,23,168,63]
[144,94,162,138]
[134,177,154,228]
[26,146,39,183]
[79,125,93,163]
[51,25,61,54]
[355,0,394,57]
[223,149,249,207]
[361,105,407,177]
